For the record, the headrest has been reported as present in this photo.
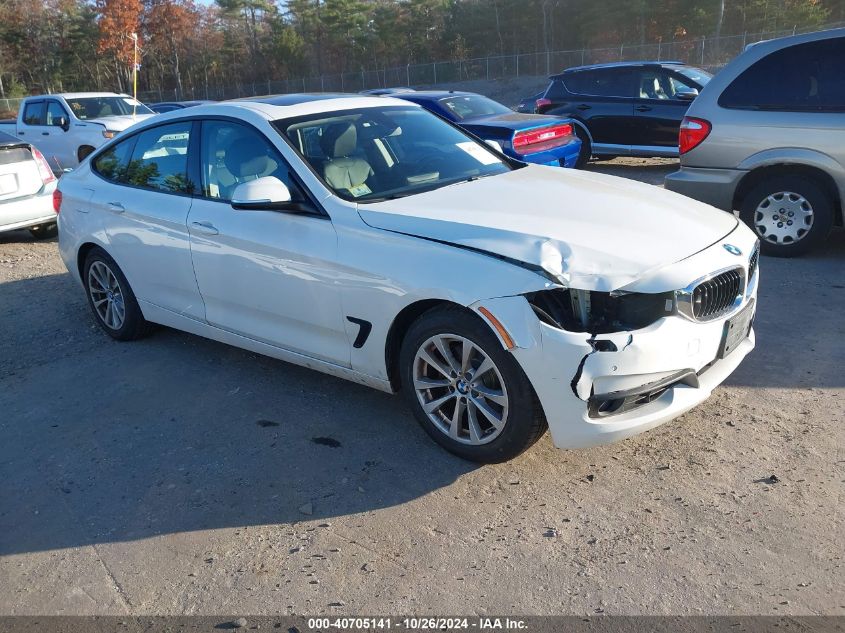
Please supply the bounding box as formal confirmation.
[320,122,357,158]
[224,138,273,179]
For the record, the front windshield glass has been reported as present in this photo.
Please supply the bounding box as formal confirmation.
[277,106,513,203]
[66,96,154,120]
[677,67,713,86]
[439,95,512,120]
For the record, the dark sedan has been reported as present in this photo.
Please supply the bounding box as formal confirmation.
[398,91,581,168]
[527,61,711,161]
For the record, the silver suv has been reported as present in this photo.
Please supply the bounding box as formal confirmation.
[665,28,845,257]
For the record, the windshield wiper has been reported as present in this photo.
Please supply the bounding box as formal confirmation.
[360,172,500,203]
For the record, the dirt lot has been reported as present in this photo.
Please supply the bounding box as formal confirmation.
[1,159,843,616]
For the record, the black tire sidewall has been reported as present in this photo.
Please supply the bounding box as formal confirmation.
[740,175,834,257]
[399,306,546,463]
[83,248,149,340]
[29,223,58,239]
[573,125,592,169]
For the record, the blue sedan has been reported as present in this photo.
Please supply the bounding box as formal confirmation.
[397,91,582,168]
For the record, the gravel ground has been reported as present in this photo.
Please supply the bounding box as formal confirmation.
[1,159,843,616]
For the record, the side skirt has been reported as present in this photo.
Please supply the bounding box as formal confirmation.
[139,300,395,394]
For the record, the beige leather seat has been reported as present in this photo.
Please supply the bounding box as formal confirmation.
[320,122,372,191]
[217,138,279,199]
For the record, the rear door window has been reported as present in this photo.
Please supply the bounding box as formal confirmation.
[719,37,845,112]
[125,122,194,193]
[22,101,45,126]
[564,68,634,98]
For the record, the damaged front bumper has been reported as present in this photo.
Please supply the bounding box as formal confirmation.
[474,291,756,450]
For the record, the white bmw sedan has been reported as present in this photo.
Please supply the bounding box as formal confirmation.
[57,95,759,463]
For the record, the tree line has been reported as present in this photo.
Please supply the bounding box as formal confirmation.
[0,0,840,102]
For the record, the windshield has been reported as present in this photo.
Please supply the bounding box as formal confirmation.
[277,106,513,203]
[677,67,713,86]
[65,96,154,120]
[439,95,512,121]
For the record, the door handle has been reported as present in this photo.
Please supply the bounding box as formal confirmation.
[107,201,125,213]
[191,221,219,236]
[635,105,652,112]
[576,104,591,111]
[42,132,50,136]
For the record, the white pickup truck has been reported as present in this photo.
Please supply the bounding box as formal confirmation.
[0,93,154,173]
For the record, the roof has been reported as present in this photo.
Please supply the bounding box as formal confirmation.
[397,90,477,100]
[742,25,845,53]
[141,94,420,125]
[552,60,686,77]
[151,100,216,107]
[240,93,362,106]
[27,92,129,100]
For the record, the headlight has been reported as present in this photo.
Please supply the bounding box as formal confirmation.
[102,130,117,139]
[526,288,675,334]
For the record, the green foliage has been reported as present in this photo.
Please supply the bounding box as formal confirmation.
[0,0,838,99]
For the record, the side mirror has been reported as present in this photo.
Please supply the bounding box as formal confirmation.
[231,176,308,212]
[56,116,70,132]
[676,88,699,102]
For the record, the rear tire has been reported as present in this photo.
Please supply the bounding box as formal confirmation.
[399,305,547,463]
[573,126,592,169]
[29,222,57,239]
[83,248,152,341]
[739,174,834,257]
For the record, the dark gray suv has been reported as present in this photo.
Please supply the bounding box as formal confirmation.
[666,28,845,257]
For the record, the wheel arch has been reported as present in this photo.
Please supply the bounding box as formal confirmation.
[76,241,104,279]
[384,299,467,392]
[733,162,843,227]
[568,118,593,145]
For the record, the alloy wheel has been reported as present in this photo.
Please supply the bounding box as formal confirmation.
[754,191,814,245]
[412,334,509,445]
[88,261,126,330]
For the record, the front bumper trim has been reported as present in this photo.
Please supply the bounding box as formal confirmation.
[588,367,699,418]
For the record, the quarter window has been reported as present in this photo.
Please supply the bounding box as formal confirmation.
[125,122,194,193]
[22,102,44,126]
[199,120,301,202]
[92,137,135,182]
[719,37,845,112]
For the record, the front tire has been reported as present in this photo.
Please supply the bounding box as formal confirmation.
[399,306,546,463]
[739,175,834,257]
[83,248,152,340]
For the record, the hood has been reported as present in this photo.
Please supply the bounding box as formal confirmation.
[462,112,565,132]
[85,114,154,131]
[358,165,738,292]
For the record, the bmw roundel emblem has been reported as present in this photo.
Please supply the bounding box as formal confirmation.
[723,244,742,256]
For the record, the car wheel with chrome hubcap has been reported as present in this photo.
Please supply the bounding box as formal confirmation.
[740,175,833,258]
[83,247,152,341]
[400,306,546,463]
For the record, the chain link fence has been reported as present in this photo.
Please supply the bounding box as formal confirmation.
[139,23,843,103]
[1,22,840,113]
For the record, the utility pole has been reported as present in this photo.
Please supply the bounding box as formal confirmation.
[130,32,138,117]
